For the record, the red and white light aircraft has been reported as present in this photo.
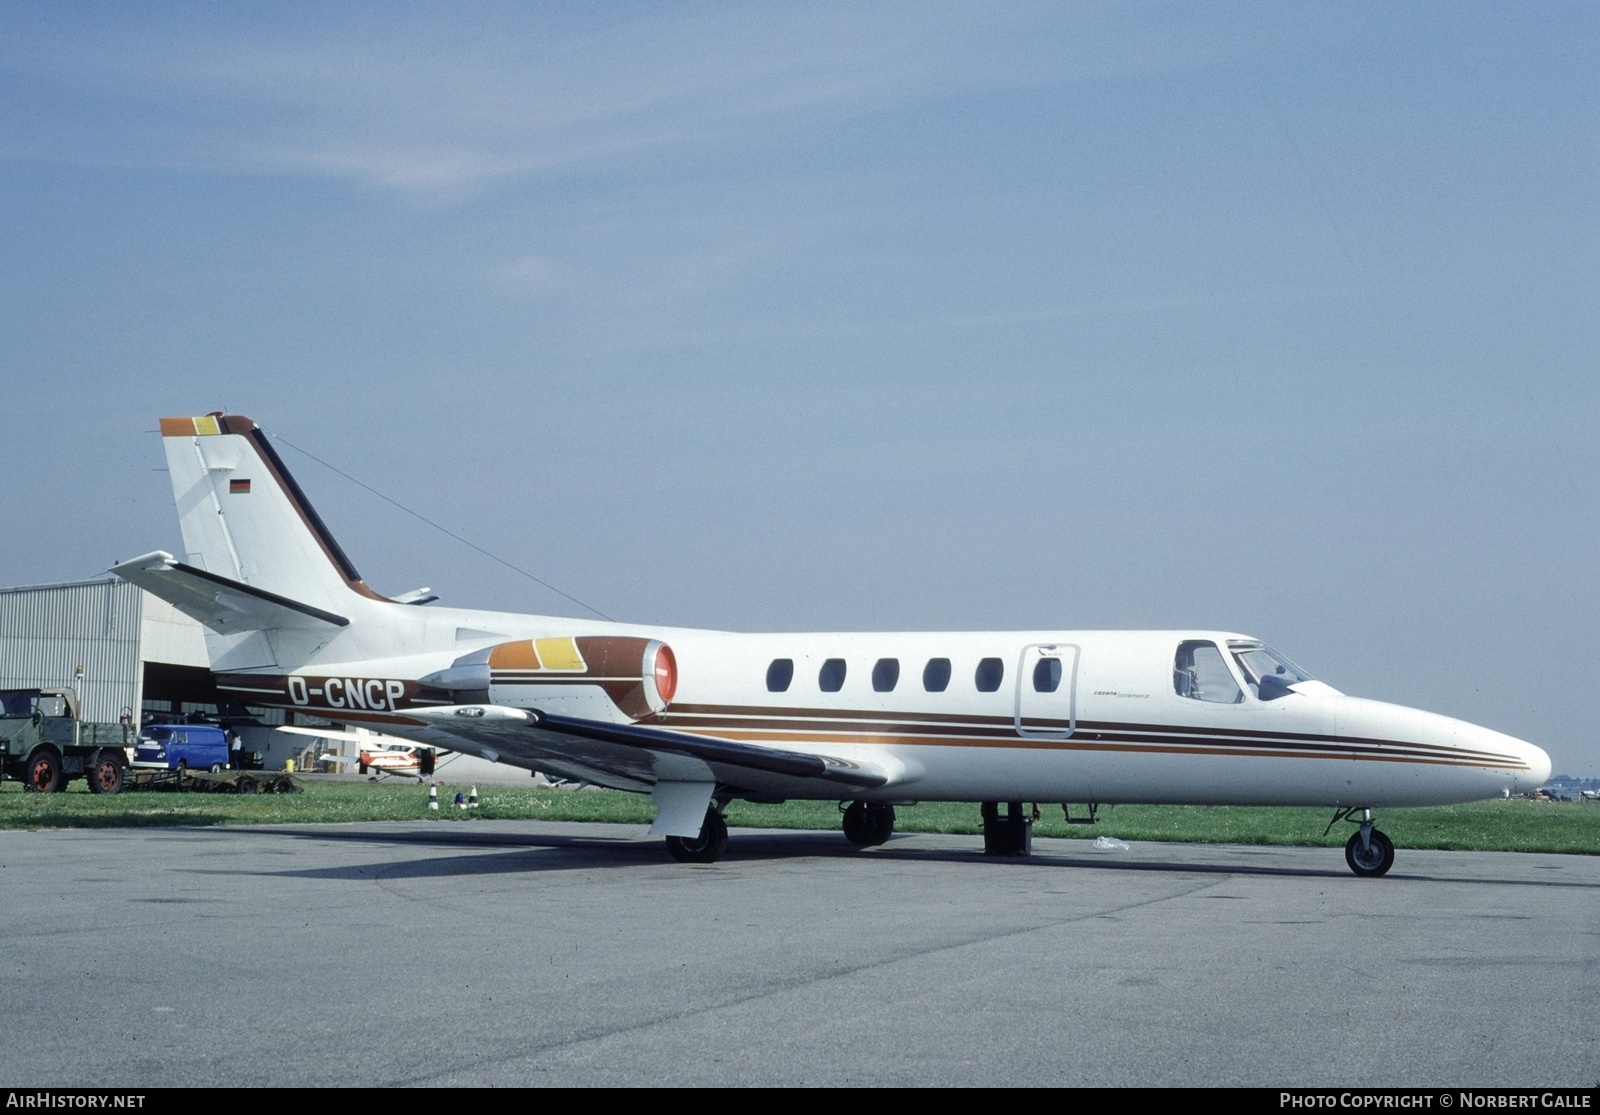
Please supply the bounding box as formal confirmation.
[113,414,1550,875]
[276,724,435,778]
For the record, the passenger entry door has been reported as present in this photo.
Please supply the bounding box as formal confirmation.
[1015,644,1079,737]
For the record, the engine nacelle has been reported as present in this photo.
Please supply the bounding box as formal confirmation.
[422,635,676,722]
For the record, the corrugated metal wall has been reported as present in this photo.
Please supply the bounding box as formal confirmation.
[0,579,143,723]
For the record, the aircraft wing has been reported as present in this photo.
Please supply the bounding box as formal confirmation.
[408,705,890,797]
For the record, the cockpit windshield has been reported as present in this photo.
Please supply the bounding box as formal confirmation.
[1227,642,1313,701]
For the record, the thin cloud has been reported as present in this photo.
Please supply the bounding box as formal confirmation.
[0,2,1299,196]
[500,254,570,294]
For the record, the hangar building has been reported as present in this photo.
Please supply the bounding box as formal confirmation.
[0,576,520,781]
[0,576,307,767]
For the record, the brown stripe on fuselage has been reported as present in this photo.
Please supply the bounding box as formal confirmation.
[660,704,1513,763]
[694,728,1523,768]
[210,681,1532,772]
[290,709,430,728]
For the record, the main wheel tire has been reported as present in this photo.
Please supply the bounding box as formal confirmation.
[842,801,896,847]
[24,750,63,793]
[236,776,258,794]
[1345,829,1395,878]
[86,751,125,795]
[208,763,223,774]
[666,812,729,863]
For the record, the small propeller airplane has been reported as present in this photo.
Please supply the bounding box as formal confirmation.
[275,724,438,778]
[112,414,1550,875]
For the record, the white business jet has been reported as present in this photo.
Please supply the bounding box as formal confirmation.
[112,415,1550,876]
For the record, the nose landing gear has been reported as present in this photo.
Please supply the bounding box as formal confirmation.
[1328,807,1395,878]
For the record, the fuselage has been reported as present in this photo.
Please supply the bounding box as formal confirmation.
[216,598,1550,810]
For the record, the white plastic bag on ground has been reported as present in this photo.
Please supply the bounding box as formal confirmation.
[1092,836,1131,851]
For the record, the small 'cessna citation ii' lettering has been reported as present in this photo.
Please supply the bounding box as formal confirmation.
[112,414,1551,876]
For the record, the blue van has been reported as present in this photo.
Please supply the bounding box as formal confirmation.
[132,724,230,773]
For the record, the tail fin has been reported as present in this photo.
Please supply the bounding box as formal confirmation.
[156,414,384,616]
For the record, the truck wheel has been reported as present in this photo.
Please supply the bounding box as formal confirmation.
[86,751,125,795]
[24,750,63,793]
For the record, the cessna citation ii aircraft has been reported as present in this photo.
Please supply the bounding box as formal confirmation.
[112,414,1550,876]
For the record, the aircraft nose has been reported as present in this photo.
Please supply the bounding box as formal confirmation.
[1517,737,1553,792]
[1464,723,1551,794]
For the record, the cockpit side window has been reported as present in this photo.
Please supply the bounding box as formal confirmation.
[1174,641,1243,704]
[1227,642,1312,702]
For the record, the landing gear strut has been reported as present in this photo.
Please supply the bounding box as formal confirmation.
[666,808,729,864]
[981,801,1033,856]
[841,801,895,847]
[1328,807,1395,878]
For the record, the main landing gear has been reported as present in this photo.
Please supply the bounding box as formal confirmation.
[841,801,895,847]
[666,807,729,864]
[1328,807,1395,878]
[981,801,1034,856]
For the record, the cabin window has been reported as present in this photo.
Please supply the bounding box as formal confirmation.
[1033,657,1062,693]
[819,658,847,692]
[872,658,900,692]
[766,658,794,693]
[923,658,952,692]
[974,657,1004,692]
[1174,641,1243,703]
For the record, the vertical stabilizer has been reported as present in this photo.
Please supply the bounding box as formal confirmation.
[159,414,384,618]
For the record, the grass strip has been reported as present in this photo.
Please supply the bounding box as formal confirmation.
[1,778,1595,854]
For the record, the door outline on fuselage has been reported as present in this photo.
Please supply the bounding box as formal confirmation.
[1014,643,1079,738]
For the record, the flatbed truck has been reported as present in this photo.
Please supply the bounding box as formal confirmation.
[0,688,131,793]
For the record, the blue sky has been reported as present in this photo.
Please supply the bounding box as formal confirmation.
[3,2,1597,775]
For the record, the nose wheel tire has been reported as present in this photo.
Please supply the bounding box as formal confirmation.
[1345,828,1395,878]
[666,812,729,863]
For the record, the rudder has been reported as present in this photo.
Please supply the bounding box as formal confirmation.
[159,414,384,618]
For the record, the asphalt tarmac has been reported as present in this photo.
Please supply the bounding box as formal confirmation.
[2,821,1595,1088]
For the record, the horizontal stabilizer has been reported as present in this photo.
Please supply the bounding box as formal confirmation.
[111,550,349,633]
[410,704,890,794]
